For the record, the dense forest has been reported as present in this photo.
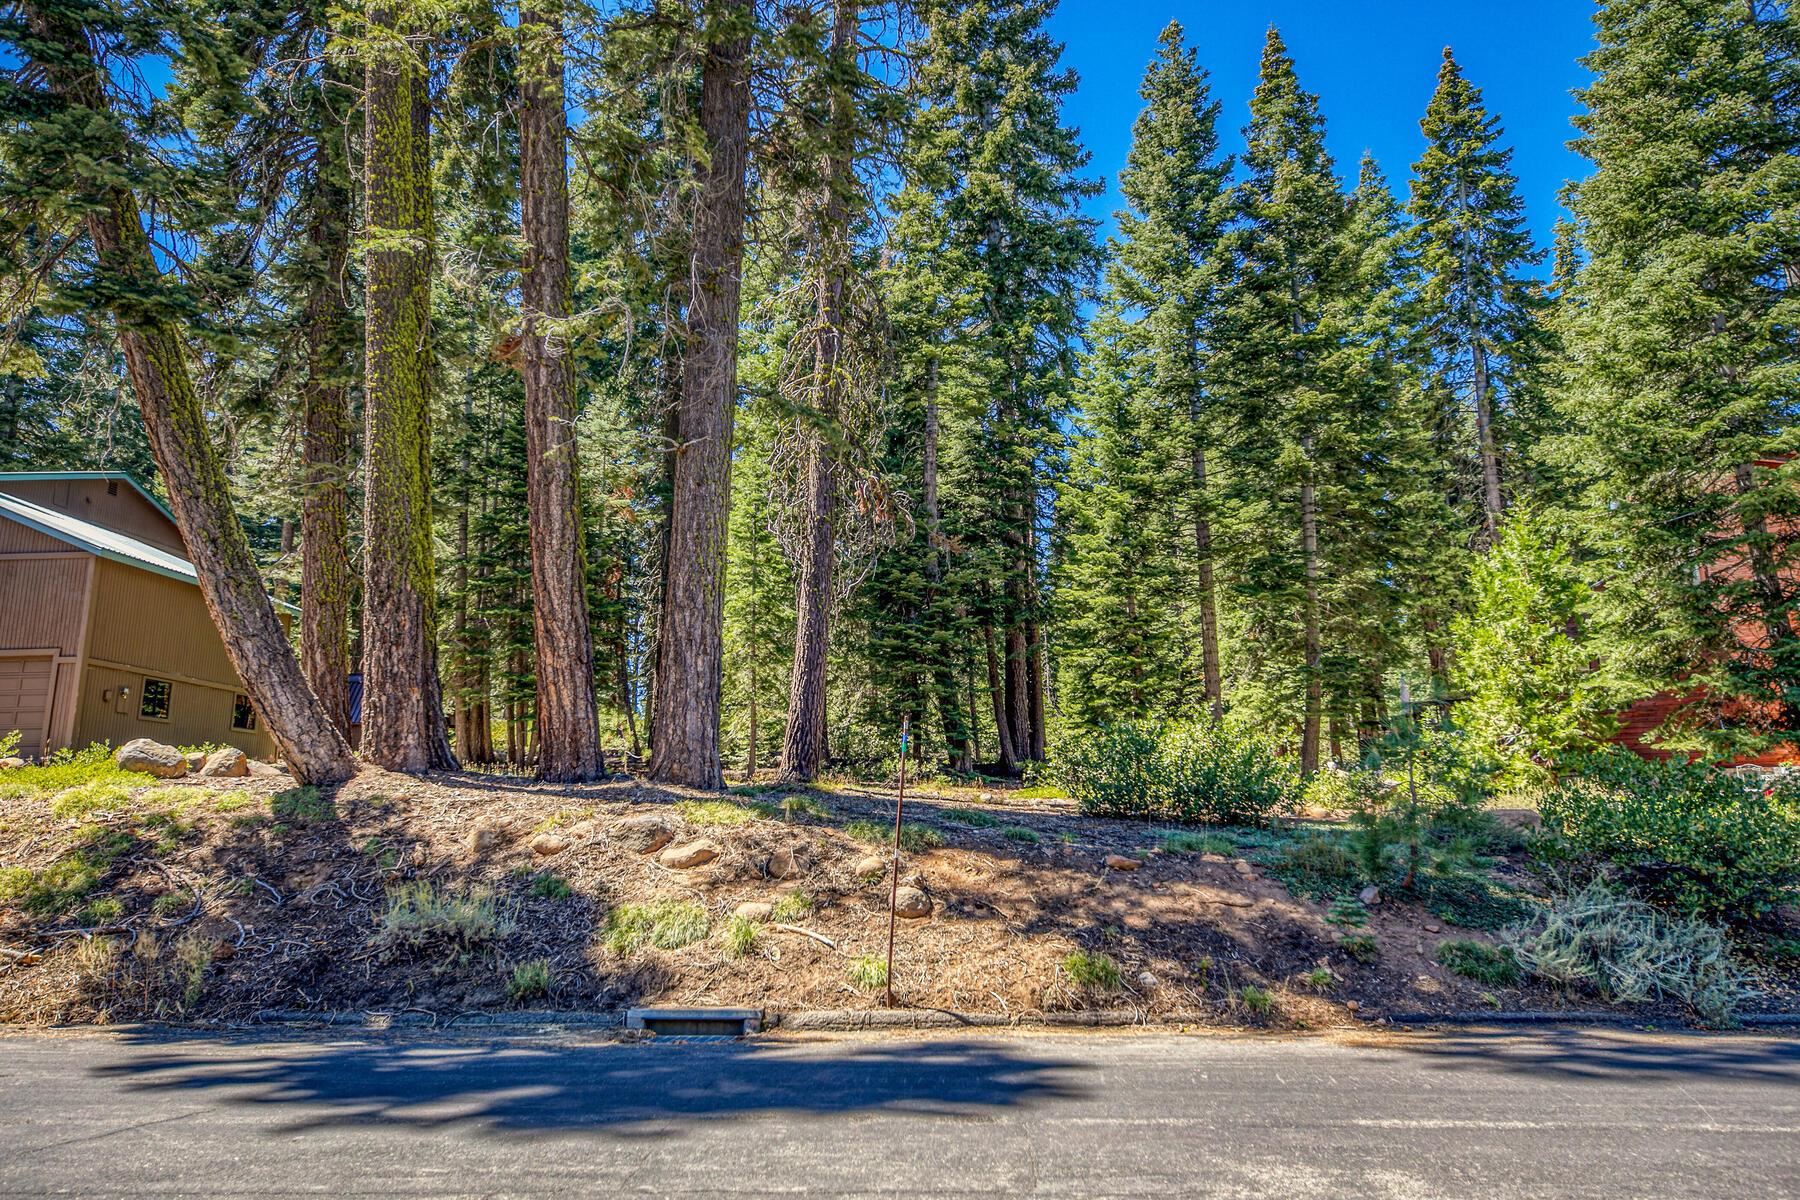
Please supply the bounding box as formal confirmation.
[1,0,1796,789]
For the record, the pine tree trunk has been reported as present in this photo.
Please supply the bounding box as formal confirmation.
[777,0,856,784]
[650,3,751,791]
[519,2,602,782]
[1734,462,1800,727]
[985,623,1018,772]
[299,61,354,738]
[361,7,455,771]
[1191,439,1224,722]
[1299,436,1323,776]
[32,1,354,784]
[1027,621,1047,761]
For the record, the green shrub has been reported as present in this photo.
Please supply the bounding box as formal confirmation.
[528,872,573,900]
[848,953,889,991]
[1534,750,1800,921]
[1503,881,1746,1025]
[49,781,136,820]
[1339,934,1379,964]
[941,808,999,828]
[1158,830,1235,855]
[721,915,760,959]
[0,745,136,800]
[1061,950,1121,990]
[271,786,334,826]
[0,826,132,916]
[0,729,18,759]
[1273,836,1362,899]
[507,959,553,1003]
[1435,939,1522,986]
[1325,898,1368,928]
[1238,984,1274,1014]
[677,799,772,826]
[1051,721,1297,826]
[779,795,831,820]
[603,899,709,955]
[79,896,125,925]
[771,891,813,922]
[1302,967,1335,991]
[1001,826,1039,844]
[844,819,943,852]
[375,882,508,956]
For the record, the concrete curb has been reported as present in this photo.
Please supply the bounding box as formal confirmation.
[197,1005,1800,1035]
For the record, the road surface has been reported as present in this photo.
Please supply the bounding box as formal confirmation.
[0,1025,1795,1198]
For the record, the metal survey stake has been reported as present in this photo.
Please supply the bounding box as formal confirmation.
[884,714,909,1007]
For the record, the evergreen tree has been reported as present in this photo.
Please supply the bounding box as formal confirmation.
[1553,0,1800,747]
[1408,47,1547,541]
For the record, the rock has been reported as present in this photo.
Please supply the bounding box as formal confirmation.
[185,751,205,770]
[734,901,775,922]
[247,759,289,778]
[1137,971,1160,990]
[567,820,597,841]
[1199,853,1227,864]
[1233,859,1256,878]
[765,847,802,880]
[466,822,504,857]
[854,854,889,879]
[1424,923,1441,934]
[977,792,995,804]
[0,757,24,770]
[115,738,187,779]
[1345,1000,1360,1013]
[1105,854,1142,871]
[659,839,721,869]
[199,747,249,778]
[617,814,675,854]
[892,886,932,919]
[1359,885,1381,906]
[530,832,571,857]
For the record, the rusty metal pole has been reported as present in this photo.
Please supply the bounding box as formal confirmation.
[884,714,908,1007]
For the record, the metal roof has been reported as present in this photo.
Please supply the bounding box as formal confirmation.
[0,470,177,525]
[0,489,299,617]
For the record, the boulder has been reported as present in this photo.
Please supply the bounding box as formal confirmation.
[199,747,249,778]
[617,814,675,854]
[466,821,505,857]
[0,757,24,770]
[1105,854,1141,871]
[765,847,802,880]
[854,854,889,879]
[116,738,187,779]
[733,901,775,922]
[659,839,721,870]
[530,832,571,857]
[1232,859,1256,878]
[1359,885,1381,906]
[247,759,289,779]
[892,886,932,919]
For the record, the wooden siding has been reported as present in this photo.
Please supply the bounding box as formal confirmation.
[86,560,238,686]
[0,520,65,554]
[0,554,89,655]
[76,663,276,759]
[0,478,186,555]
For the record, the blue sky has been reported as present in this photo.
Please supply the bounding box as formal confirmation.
[1045,0,1596,258]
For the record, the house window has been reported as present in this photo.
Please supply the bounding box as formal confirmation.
[139,677,172,721]
[231,693,258,732]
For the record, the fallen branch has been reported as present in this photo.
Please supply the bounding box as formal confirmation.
[772,923,839,951]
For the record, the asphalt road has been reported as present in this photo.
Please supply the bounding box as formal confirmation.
[0,1024,1796,1198]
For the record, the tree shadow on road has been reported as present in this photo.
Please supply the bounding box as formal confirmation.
[1375,1026,1800,1085]
[88,1032,1091,1138]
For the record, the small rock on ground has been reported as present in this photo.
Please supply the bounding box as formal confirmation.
[765,847,802,879]
[734,901,775,922]
[854,854,888,878]
[0,757,24,770]
[893,886,932,919]
[1233,859,1256,877]
[1105,854,1141,871]
[1360,885,1382,905]
[530,832,571,857]
[115,738,187,779]
[660,839,721,869]
[617,814,675,854]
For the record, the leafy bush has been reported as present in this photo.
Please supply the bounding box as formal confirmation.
[1061,950,1121,990]
[1435,939,1522,986]
[1237,984,1274,1014]
[603,899,709,955]
[1052,721,1296,826]
[375,883,508,957]
[1504,881,1746,1025]
[1272,836,1361,899]
[507,959,553,1003]
[1001,826,1039,843]
[1339,934,1379,964]
[848,953,888,991]
[0,729,18,759]
[528,872,572,900]
[1534,749,1800,921]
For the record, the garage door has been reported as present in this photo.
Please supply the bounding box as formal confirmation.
[0,656,54,760]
